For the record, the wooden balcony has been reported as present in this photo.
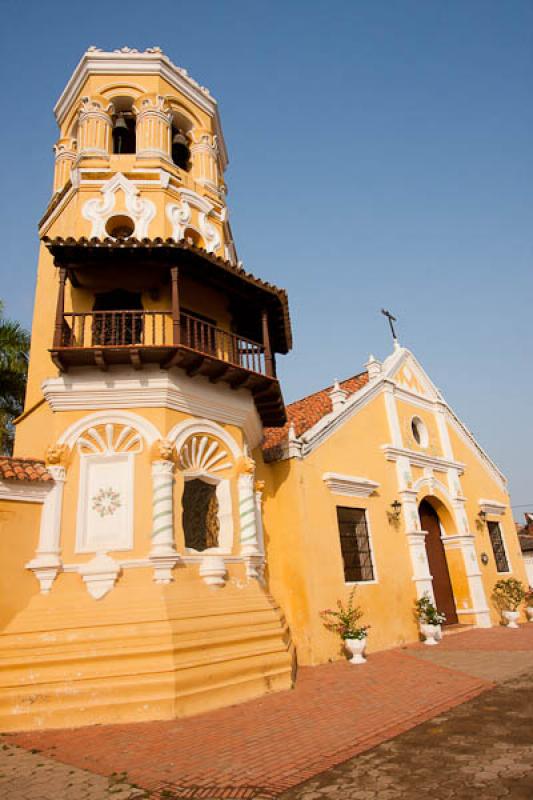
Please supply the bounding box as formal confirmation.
[50,310,286,426]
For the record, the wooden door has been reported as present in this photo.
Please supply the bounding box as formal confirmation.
[419,500,458,625]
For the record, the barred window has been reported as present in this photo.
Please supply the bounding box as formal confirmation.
[487,521,509,573]
[336,507,374,582]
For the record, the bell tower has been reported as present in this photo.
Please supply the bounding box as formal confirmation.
[18,45,291,447]
[4,48,294,731]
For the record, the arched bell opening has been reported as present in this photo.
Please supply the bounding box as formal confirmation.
[170,110,193,170]
[182,477,220,551]
[418,498,459,625]
[111,96,136,155]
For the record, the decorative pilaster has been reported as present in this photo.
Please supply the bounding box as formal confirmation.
[190,130,219,190]
[238,457,263,579]
[53,137,77,191]
[442,534,491,627]
[76,95,114,157]
[133,93,172,160]
[26,462,66,594]
[405,530,434,601]
[149,444,179,583]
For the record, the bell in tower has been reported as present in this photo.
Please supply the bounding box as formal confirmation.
[112,112,136,154]
[171,128,190,169]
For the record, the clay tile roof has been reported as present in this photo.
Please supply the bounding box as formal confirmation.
[262,371,369,461]
[0,457,52,483]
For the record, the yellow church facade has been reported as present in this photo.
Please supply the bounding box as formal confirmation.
[0,48,527,732]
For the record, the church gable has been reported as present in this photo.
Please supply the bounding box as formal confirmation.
[386,350,441,402]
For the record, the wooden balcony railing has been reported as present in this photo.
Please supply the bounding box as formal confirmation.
[59,310,268,375]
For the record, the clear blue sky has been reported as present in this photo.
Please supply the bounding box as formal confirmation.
[1,1,531,513]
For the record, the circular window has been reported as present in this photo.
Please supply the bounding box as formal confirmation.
[411,417,428,448]
[105,214,135,240]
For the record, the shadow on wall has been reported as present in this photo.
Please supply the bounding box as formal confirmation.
[0,501,41,629]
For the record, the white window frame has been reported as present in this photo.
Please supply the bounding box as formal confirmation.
[336,505,379,586]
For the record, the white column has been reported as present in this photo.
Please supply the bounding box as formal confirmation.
[254,481,265,555]
[383,382,403,447]
[26,465,66,593]
[406,530,435,601]
[442,534,491,627]
[149,460,179,583]
[238,468,263,580]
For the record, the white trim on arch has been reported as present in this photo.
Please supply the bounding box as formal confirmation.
[168,418,242,460]
[58,410,162,448]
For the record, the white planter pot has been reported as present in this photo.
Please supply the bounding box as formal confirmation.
[420,622,440,645]
[526,606,533,623]
[344,636,367,664]
[502,610,520,629]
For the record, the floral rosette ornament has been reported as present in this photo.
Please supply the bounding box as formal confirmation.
[92,487,121,518]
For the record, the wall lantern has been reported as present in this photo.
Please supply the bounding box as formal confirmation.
[475,509,486,532]
[387,500,402,527]
[480,552,489,566]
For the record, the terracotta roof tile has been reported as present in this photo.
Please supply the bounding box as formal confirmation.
[263,371,369,461]
[0,457,52,483]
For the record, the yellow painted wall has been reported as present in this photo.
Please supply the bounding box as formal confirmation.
[0,500,41,628]
[258,395,421,666]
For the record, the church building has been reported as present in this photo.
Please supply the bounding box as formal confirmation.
[0,47,527,731]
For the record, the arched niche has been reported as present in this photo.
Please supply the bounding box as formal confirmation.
[170,420,240,555]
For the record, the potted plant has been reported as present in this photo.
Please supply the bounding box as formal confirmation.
[320,587,370,664]
[492,578,526,628]
[524,587,533,623]
[414,594,446,645]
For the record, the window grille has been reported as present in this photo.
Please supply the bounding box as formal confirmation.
[336,507,374,582]
[487,521,509,573]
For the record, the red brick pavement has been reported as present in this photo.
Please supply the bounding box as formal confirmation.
[7,647,492,798]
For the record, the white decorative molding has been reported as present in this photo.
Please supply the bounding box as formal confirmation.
[79,552,121,599]
[0,481,52,504]
[322,472,379,498]
[53,48,229,168]
[166,188,222,253]
[57,409,160,449]
[26,465,66,594]
[65,418,148,556]
[44,369,262,450]
[77,423,143,456]
[179,435,232,474]
[479,499,507,517]
[199,554,227,587]
[169,418,242,461]
[382,445,465,474]
[82,172,156,238]
[76,452,134,553]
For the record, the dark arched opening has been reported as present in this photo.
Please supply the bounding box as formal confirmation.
[419,499,458,625]
[182,478,219,551]
[171,126,190,170]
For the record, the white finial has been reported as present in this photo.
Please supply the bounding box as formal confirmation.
[329,379,348,413]
[365,354,382,380]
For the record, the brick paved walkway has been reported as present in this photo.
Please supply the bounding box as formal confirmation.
[281,669,533,800]
[3,625,532,799]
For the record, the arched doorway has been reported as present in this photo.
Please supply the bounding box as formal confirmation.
[419,499,458,625]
